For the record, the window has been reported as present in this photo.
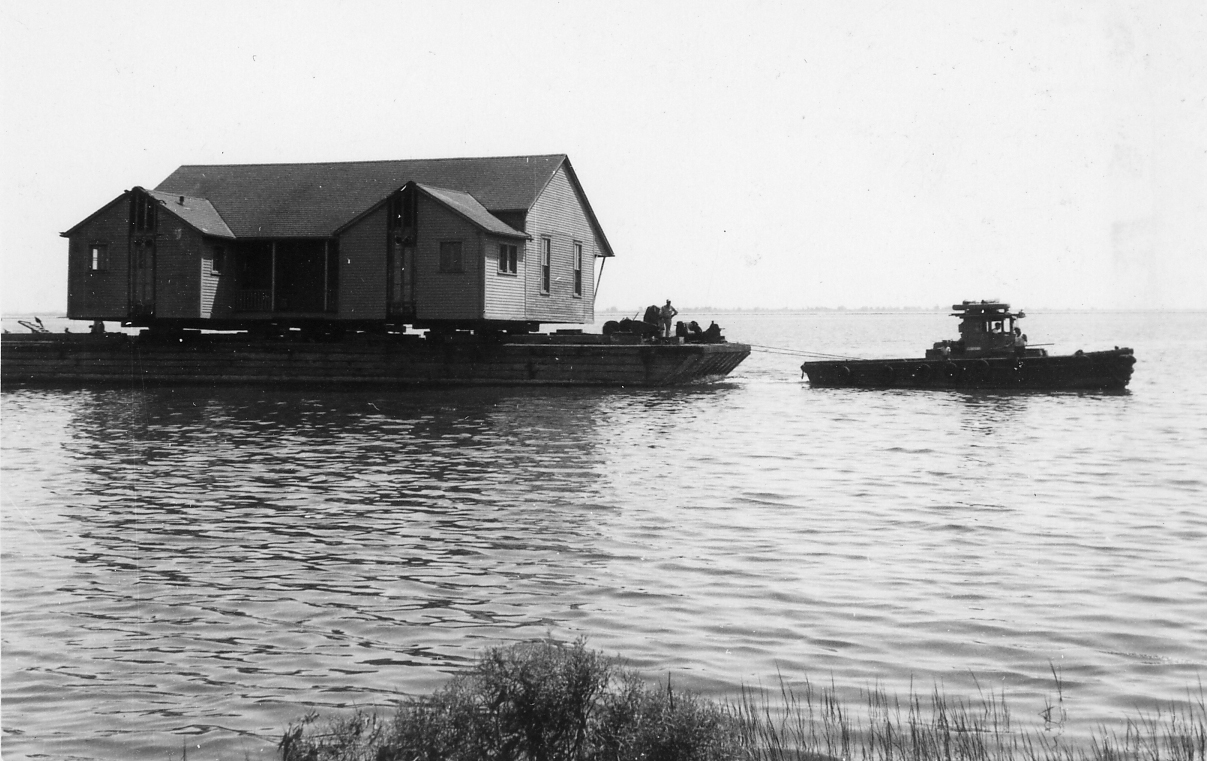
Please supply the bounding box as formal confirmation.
[573,241,583,297]
[212,245,225,276]
[89,244,109,272]
[498,243,518,275]
[540,237,551,294]
[439,241,463,273]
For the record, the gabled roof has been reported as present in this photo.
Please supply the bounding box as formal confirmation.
[155,155,571,238]
[146,190,235,239]
[60,190,131,238]
[413,183,528,239]
[60,187,237,240]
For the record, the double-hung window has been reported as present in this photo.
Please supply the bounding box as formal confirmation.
[89,244,109,272]
[439,241,464,273]
[573,242,583,297]
[498,243,518,275]
[540,238,551,294]
[212,245,225,276]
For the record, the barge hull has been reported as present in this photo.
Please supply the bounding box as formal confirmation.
[1,334,750,388]
[801,348,1135,390]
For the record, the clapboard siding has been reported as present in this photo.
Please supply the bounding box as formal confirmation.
[338,205,388,320]
[153,220,204,319]
[415,195,483,321]
[524,166,595,324]
[66,196,130,321]
[200,247,217,318]
[483,236,527,321]
[203,241,239,319]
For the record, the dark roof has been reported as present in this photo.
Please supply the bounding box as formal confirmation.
[155,155,570,238]
[415,184,527,239]
[146,190,235,239]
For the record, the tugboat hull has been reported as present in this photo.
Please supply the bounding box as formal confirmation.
[802,348,1136,390]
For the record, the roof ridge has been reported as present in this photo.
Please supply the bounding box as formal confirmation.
[171,154,567,170]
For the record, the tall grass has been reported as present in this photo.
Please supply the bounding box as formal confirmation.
[280,640,1206,761]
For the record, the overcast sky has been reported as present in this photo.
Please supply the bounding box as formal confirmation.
[2,1,1204,313]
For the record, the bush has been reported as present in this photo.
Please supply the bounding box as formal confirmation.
[280,638,742,761]
[280,641,1207,761]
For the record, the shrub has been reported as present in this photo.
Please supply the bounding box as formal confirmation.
[280,638,742,761]
[280,641,1207,761]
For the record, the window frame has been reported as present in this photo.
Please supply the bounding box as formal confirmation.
[540,237,551,294]
[88,243,109,272]
[498,243,518,276]
[439,240,464,273]
[211,245,225,276]
[572,241,583,297]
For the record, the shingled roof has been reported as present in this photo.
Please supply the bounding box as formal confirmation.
[146,190,235,239]
[154,154,571,239]
[413,184,527,239]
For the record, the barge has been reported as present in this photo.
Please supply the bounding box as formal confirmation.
[800,301,1135,390]
[1,329,750,388]
[4,154,749,387]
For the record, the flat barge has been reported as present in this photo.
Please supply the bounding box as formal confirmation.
[1,331,750,388]
[801,301,1135,390]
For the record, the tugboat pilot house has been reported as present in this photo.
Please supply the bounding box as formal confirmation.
[63,154,613,333]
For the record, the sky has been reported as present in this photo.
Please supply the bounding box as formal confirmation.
[2,1,1204,313]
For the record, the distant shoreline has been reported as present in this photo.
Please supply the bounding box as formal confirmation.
[598,306,1207,314]
[4,307,1205,324]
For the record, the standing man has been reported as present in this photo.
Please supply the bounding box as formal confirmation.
[660,300,678,339]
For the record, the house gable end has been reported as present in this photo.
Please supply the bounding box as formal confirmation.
[61,190,133,238]
[554,159,614,258]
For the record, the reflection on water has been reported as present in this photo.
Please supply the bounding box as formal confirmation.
[3,311,1205,761]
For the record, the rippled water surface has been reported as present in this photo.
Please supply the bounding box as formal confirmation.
[3,311,1206,760]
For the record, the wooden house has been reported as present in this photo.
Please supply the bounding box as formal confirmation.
[63,155,613,332]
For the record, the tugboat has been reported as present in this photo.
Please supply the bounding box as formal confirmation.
[800,301,1136,390]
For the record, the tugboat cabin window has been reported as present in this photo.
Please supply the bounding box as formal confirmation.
[439,241,463,273]
[498,243,518,275]
[89,244,109,272]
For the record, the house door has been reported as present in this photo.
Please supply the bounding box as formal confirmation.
[388,238,416,318]
[129,237,156,317]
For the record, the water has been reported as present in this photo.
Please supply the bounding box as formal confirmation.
[3,310,1205,760]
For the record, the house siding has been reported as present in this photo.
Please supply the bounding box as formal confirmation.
[337,206,388,320]
[153,217,204,319]
[200,240,239,319]
[202,241,240,318]
[66,195,131,321]
[483,237,528,321]
[524,166,596,324]
[414,195,483,321]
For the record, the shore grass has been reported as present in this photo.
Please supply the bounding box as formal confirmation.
[280,639,1205,761]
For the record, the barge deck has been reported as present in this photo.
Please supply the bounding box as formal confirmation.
[1,332,750,388]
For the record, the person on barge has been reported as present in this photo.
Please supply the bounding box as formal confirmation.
[660,300,678,339]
